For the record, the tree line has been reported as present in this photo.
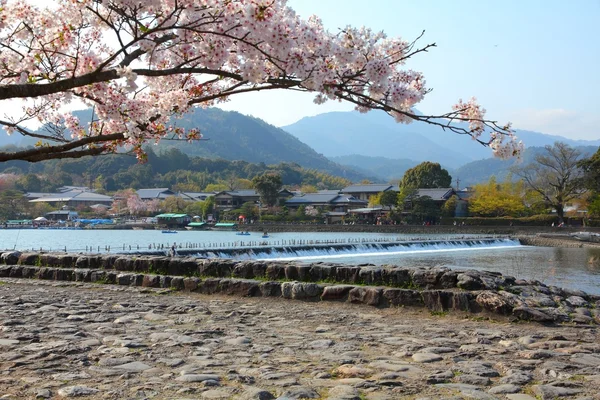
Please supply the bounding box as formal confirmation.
[369,142,600,225]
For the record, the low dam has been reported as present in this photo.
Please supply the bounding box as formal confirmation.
[134,236,520,258]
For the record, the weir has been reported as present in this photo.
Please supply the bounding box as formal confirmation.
[131,237,521,259]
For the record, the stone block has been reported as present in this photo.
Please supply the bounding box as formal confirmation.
[476,291,514,315]
[159,275,172,288]
[101,255,119,269]
[381,268,411,287]
[117,273,133,285]
[284,265,299,281]
[170,277,184,290]
[0,265,12,277]
[142,275,160,288]
[422,290,455,312]
[21,266,38,278]
[216,279,260,297]
[348,287,382,306]
[321,285,354,301]
[55,268,73,281]
[114,257,134,271]
[382,289,424,307]
[89,270,106,283]
[73,268,91,282]
[18,253,39,266]
[259,281,282,297]
[251,262,267,279]
[410,268,443,289]
[291,282,323,300]
[333,266,361,284]
[512,306,554,322]
[265,263,285,280]
[308,264,331,282]
[232,262,255,279]
[9,265,23,278]
[183,277,200,291]
[457,273,485,290]
[38,267,56,280]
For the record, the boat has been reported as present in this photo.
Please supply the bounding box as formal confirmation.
[261,232,269,238]
[161,230,178,234]
[236,231,251,236]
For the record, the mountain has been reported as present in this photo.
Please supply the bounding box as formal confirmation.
[282,111,469,168]
[37,107,370,183]
[282,110,600,169]
[453,145,598,187]
[329,154,430,182]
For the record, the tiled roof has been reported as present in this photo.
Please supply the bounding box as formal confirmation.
[415,188,455,201]
[137,188,175,199]
[286,193,339,205]
[331,195,367,204]
[341,184,394,193]
[29,191,112,203]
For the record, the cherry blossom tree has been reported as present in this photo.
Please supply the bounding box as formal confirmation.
[0,0,522,163]
[126,192,147,215]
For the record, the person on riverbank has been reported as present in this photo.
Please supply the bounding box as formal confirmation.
[170,243,177,257]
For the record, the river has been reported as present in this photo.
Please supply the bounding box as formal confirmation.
[1,229,600,294]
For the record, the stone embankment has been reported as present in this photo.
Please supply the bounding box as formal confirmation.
[518,235,600,249]
[1,279,600,399]
[2,250,599,326]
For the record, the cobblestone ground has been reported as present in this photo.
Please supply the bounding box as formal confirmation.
[1,279,599,400]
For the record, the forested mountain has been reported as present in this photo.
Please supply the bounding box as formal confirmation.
[329,155,425,182]
[0,147,354,192]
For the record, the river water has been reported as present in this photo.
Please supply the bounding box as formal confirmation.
[1,229,600,294]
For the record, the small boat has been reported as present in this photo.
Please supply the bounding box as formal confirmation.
[261,232,269,238]
[162,230,178,234]
[236,231,251,236]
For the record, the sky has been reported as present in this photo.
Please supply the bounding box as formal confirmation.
[218,0,600,140]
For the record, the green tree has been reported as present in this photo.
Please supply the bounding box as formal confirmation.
[252,173,282,207]
[411,196,440,222]
[513,142,585,223]
[579,147,600,194]
[204,183,228,192]
[160,197,187,213]
[15,173,42,192]
[201,196,215,219]
[239,202,258,220]
[441,195,458,217]
[380,190,399,207]
[0,189,28,220]
[401,162,452,189]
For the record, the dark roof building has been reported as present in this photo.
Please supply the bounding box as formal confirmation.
[136,188,176,200]
[415,188,455,201]
[179,192,215,202]
[341,184,396,201]
[285,193,367,211]
[30,191,113,207]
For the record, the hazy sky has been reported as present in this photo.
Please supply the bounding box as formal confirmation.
[219,0,600,140]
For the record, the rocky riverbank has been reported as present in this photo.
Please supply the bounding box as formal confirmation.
[2,250,600,326]
[1,279,600,399]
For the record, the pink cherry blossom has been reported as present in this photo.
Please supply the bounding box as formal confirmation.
[0,0,521,162]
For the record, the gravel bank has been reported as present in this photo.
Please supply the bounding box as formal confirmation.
[1,279,599,399]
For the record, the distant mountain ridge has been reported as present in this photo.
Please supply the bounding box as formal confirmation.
[282,110,600,168]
